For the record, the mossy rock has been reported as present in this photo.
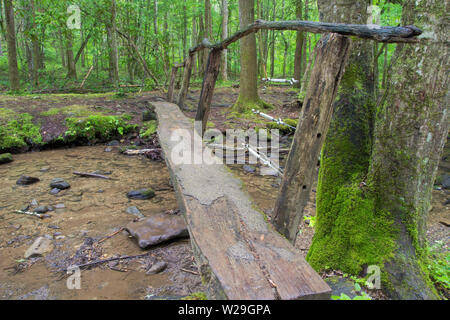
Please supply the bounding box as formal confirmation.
[266,118,298,134]
[126,188,156,200]
[0,153,13,164]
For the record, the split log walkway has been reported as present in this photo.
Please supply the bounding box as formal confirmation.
[152,101,331,300]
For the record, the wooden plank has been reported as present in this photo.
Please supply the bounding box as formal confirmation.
[152,101,331,300]
[273,33,352,242]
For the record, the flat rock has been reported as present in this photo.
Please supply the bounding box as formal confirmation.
[126,188,155,200]
[16,176,40,186]
[146,261,168,275]
[126,213,189,249]
[34,206,50,214]
[49,188,61,195]
[24,237,53,258]
[50,178,70,190]
[243,165,256,173]
[126,206,144,218]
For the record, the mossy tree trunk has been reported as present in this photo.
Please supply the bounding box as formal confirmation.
[308,0,447,299]
[366,0,448,299]
[308,0,376,274]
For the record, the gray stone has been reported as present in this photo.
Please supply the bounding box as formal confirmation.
[243,165,256,173]
[442,175,450,189]
[146,261,168,275]
[34,206,49,214]
[126,213,189,249]
[104,147,113,152]
[31,199,39,206]
[126,188,155,200]
[50,188,61,195]
[16,176,40,186]
[24,237,53,258]
[126,206,144,218]
[50,178,70,190]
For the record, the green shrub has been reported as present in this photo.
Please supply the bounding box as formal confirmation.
[0,113,42,151]
[65,115,136,142]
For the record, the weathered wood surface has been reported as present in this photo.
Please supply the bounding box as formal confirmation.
[195,49,222,135]
[152,101,331,300]
[273,34,352,242]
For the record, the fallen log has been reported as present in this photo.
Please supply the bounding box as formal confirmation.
[122,148,161,155]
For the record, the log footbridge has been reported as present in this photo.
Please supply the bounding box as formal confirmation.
[155,20,422,299]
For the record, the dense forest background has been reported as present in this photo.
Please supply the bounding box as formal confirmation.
[0,0,401,93]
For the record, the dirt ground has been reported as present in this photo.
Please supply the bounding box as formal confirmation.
[0,86,448,300]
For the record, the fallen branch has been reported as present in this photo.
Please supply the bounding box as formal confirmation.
[97,227,125,244]
[73,171,111,180]
[180,268,199,275]
[13,210,51,219]
[123,148,161,155]
[65,252,155,271]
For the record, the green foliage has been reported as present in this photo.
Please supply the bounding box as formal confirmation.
[0,113,42,151]
[139,120,158,139]
[331,280,372,300]
[427,241,450,293]
[303,215,316,228]
[181,292,208,300]
[64,115,136,142]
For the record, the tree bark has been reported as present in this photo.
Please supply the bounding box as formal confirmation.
[293,0,304,87]
[367,0,447,300]
[195,48,222,135]
[234,0,263,112]
[273,33,352,242]
[4,0,20,91]
[177,54,193,108]
[107,0,119,87]
[220,0,229,81]
[66,30,77,80]
[307,0,375,273]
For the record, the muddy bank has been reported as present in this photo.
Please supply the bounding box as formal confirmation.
[0,145,204,300]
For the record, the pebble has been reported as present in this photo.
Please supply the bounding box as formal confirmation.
[50,178,70,190]
[126,206,144,218]
[55,236,65,240]
[24,237,53,258]
[31,199,39,206]
[50,188,61,195]
[48,225,60,230]
[54,203,65,209]
[40,167,50,172]
[104,147,113,152]
[126,188,155,200]
[146,261,168,275]
[34,206,49,214]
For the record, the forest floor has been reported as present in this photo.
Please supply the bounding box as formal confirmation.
[0,86,448,300]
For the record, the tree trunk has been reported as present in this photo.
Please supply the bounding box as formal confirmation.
[273,33,352,242]
[4,0,20,91]
[108,0,119,87]
[307,0,375,272]
[66,30,77,80]
[234,0,264,112]
[307,0,446,300]
[293,0,303,87]
[220,0,228,81]
[366,0,447,300]
[204,0,212,69]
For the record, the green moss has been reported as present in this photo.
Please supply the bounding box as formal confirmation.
[140,120,158,139]
[41,104,107,117]
[181,292,208,300]
[0,153,13,164]
[232,95,273,113]
[64,115,136,143]
[0,113,43,151]
[266,118,298,134]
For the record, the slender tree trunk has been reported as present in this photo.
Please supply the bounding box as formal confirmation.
[108,0,119,87]
[204,0,212,69]
[220,0,229,81]
[293,0,303,87]
[269,0,276,78]
[234,0,264,112]
[4,0,20,91]
[66,30,77,79]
